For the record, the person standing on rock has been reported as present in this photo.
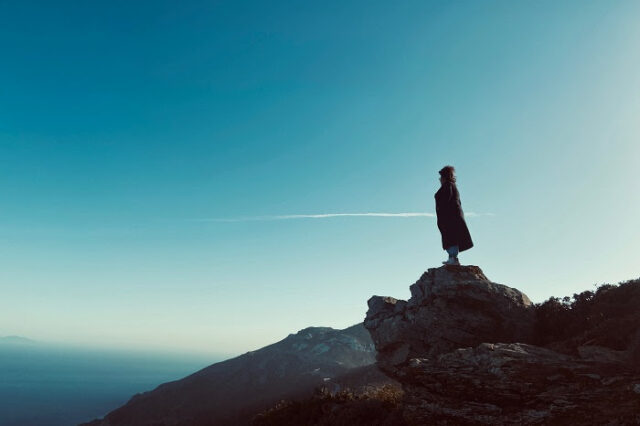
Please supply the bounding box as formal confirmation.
[434,165,473,265]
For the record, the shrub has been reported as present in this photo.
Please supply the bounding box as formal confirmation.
[533,278,640,352]
[252,384,405,426]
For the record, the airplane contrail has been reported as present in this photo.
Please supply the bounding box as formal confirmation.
[195,212,493,222]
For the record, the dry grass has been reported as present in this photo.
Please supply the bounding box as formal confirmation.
[252,384,406,426]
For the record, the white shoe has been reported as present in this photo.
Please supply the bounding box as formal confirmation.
[443,257,460,265]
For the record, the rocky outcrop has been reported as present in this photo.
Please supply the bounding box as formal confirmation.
[403,343,640,425]
[364,265,640,425]
[365,265,534,377]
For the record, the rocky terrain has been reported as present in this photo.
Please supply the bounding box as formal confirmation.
[82,265,640,426]
[364,265,640,425]
[81,324,396,426]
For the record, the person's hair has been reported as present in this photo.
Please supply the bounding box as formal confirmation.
[439,165,456,183]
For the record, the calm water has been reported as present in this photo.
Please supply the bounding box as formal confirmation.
[0,342,219,426]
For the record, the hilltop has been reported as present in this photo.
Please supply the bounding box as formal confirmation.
[363,265,640,425]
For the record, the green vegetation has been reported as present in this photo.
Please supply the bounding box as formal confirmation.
[534,277,640,354]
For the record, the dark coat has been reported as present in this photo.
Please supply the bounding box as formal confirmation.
[434,181,473,252]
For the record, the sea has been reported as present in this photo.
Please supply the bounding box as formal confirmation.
[0,340,220,426]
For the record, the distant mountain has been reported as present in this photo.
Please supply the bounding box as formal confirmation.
[81,323,396,426]
[0,335,36,344]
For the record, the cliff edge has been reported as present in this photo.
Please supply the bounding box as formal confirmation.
[364,265,640,425]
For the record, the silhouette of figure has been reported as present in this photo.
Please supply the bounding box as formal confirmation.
[434,165,473,265]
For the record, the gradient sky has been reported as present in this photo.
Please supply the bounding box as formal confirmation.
[1,0,639,356]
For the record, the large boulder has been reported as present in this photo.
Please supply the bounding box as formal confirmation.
[364,265,534,377]
[363,266,640,425]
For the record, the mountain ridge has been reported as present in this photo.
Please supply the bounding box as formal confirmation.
[0,335,36,344]
[81,323,396,426]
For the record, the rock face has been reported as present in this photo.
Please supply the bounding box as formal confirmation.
[364,265,640,425]
[365,265,535,377]
[403,343,640,425]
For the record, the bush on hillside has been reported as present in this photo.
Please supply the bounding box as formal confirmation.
[533,278,640,352]
[252,384,405,426]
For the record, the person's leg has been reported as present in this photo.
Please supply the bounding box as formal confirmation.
[443,245,460,265]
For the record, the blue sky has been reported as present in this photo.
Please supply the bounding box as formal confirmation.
[1,0,639,356]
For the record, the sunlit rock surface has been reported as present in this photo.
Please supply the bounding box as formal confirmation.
[365,265,640,425]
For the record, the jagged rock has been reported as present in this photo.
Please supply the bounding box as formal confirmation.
[364,265,534,376]
[364,266,640,425]
[577,345,630,364]
[402,343,640,425]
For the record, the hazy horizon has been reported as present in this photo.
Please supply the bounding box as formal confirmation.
[2,0,639,355]
[0,338,217,426]
[0,333,234,359]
